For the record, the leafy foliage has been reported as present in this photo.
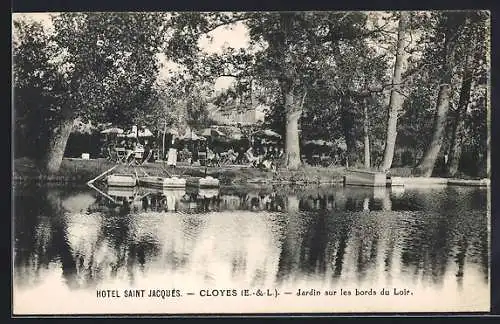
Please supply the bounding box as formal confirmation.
[13,11,489,175]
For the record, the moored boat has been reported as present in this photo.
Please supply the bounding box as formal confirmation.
[107,174,137,187]
[186,176,220,188]
[137,176,187,189]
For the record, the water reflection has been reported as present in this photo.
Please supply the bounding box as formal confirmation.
[13,184,489,309]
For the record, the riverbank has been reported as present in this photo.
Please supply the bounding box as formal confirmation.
[13,157,347,185]
[13,157,489,187]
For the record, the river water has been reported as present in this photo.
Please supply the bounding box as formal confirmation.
[13,183,490,314]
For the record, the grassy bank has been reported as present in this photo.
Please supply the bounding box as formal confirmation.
[13,157,486,187]
[13,157,347,185]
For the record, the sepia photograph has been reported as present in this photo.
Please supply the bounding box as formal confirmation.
[12,10,491,315]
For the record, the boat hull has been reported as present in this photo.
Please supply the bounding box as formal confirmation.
[107,186,137,198]
[107,174,137,187]
[138,176,187,189]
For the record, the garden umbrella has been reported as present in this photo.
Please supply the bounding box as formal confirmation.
[101,127,124,134]
[219,126,243,140]
[181,131,206,141]
[201,128,225,137]
[253,129,281,139]
[138,128,153,137]
[118,131,137,138]
[304,139,335,146]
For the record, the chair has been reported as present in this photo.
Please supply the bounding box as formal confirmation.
[122,150,135,165]
[320,154,331,167]
[114,147,128,163]
[244,151,259,167]
[311,154,321,166]
[224,152,237,166]
[218,152,229,166]
[261,159,273,170]
[107,147,119,162]
[128,150,144,166]
[140,150,153,165]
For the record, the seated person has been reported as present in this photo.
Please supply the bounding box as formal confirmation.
[235,148,246,164]
[227,148,237,158]
[207,147,217,166]
[277,148,284,159]
[134,141,144,151]
[266,146,276,160]
[225,148,238,164]
[260,149,276,170]
[179,147,191,162]
[261,146,268,158]
[245,147,260,166]
[261,159,273,170]
[207,147,215,160]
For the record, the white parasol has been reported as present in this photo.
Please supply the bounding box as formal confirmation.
[138,128,154,137]
[101,127,124,134]
[201,128,225,137]
[253,129,282,139]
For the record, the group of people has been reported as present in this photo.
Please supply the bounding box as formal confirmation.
[164,133,285,170]
[104,137,155,165]
[244,145,285,170]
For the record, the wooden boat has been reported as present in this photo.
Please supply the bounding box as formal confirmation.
[186,176,220,188]
[107,174,137,187]
[137,176,186,189]
[344,169,386,187]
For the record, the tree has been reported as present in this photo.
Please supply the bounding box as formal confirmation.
[414,12,469,177]
[247,12,389,169]
[362,97,371,169]
[446,49,473,177]
[446,12,489,177]
[163,12,392,169]
[380,11,410,171]
[13,18,63,161]
[13,13,168,173]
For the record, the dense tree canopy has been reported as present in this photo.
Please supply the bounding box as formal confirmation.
[13,11,489,177]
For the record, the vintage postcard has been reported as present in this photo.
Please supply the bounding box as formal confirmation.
[12,10,491,315]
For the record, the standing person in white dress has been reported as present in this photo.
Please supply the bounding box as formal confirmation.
[167,135,178,167]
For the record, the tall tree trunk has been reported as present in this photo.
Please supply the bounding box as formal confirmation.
[162,121,167,160]
[42,118,74,174]
[285,108,301,169]
[446,63,473,177]
[363,99,371,169]
[381,11,409,171]
[341,98,357,168]
[486,124,490,178]
[414,84,452,176]
[283,87,306,170]
[414,14,459,177]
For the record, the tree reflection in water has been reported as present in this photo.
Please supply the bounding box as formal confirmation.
[13,184,489,294]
